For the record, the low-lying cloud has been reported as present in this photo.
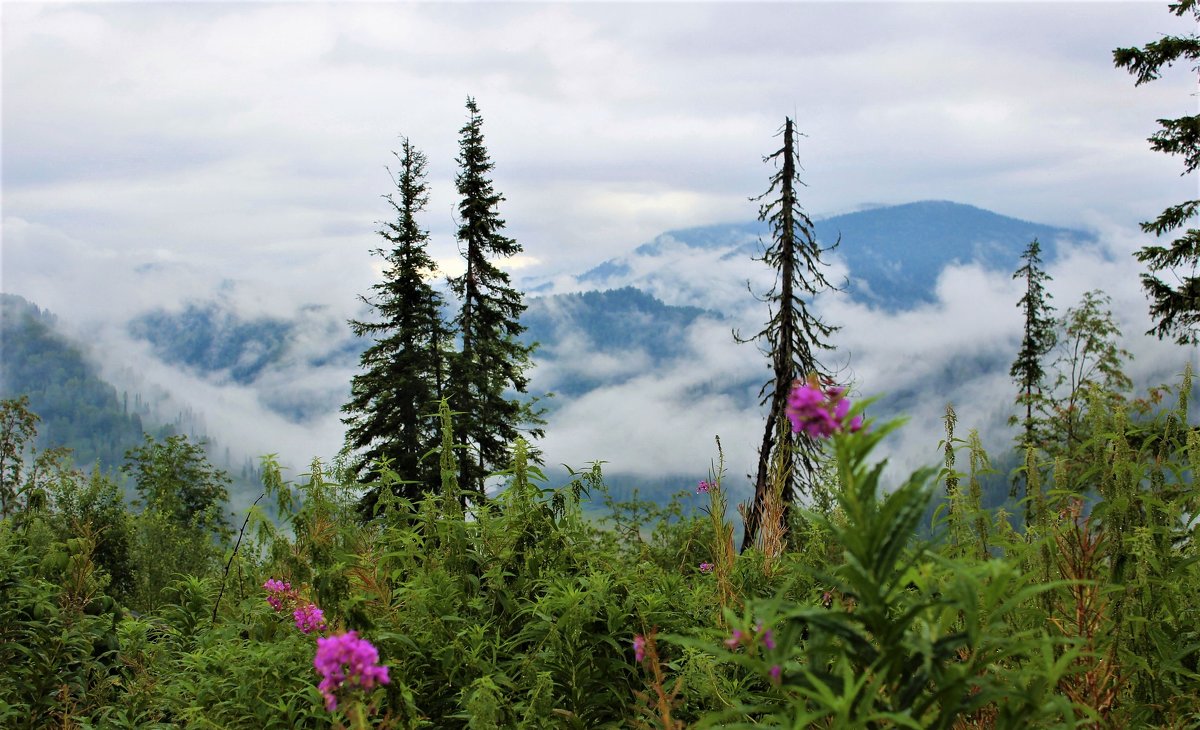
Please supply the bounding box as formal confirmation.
[4,201,1197,504]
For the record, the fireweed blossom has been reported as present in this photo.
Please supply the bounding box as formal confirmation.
[633,634,646,663]
[769,664,783,685]
[785,376,864,438]
[294,604,327,635]
[697,480,712,494]
[699,562,714,573]
[263,579,295,612]
[314,632,390,712]
[759,626,776,650]
[725,622,776,652]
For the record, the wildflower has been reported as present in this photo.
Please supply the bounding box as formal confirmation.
[313,631,390,712]
[724,629,745,649]
[769,664,782,685]
[633,634,646,663]
[263,578,295,612]
[698,562,714,574]
[697,480,712,494]
[785,376,863,438]
[294,603,327,635]
[753,620,776,650]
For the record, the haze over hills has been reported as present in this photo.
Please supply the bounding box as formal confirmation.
[543,201,1096,312]
[2,200,1189,506]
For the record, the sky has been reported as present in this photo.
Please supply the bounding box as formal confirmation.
[2,1,1199,489]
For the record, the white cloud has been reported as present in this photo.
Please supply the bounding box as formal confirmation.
[4,1,1198,492]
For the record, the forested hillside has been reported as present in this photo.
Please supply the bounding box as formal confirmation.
[0,293,148,470]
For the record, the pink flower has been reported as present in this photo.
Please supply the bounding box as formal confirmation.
[754,620,776,650]
[724,629,745,649]
[769,664,782,685]
[786,377,863,438]
[314,632,390,712]
[633,634,646,663]
[263,579,295,612]
[294,604,327,634]
[697,480,712,494]
[698,562,714,573]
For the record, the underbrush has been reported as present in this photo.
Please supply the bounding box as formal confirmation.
[1,373,1198,728]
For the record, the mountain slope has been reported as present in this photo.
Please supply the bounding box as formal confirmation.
[522,287,723,397]
[810,201,1094,308]
[1,293,148,470]
[570,201,1096,310]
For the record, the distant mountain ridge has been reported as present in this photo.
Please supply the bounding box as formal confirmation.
[118,200,1097,422]
[3,200,1131,509]
[108,199,1099,458]
[573,200,1095,310]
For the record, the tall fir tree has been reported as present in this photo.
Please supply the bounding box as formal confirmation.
[1008,238,1056,516]
[1009,238,1057,450]
[342,138,448,510]
[1114,0,1200,344]
[738,117,839,551]
[447,97,539,498]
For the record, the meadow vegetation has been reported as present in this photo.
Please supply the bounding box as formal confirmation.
[1,366,1198,728]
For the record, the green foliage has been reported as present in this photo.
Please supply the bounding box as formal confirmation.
[2,370,1198,728]
[1114,0,1200,344]
[123,432,232,540]
[0,395,40,518]
[1044,290,1133,484]
[0,523,124,729]
[1074,364,1200,724]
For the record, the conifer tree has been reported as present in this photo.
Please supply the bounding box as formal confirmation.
[342,138,447,507]
[1009,238,1055,515]
[1010,239,1056,450]
[1114,0,1200,344]
[738,117,839,550]
[447,97,539,498]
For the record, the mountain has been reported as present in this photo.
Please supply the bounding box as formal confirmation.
[112,199,1100,445]
[568,201,1096,310]
[521,287,723,397]
[1,293,149,470]
[128,302,294,385]
[77,199,1137,507]
[811,201,1094,308]
[126,300,361,423]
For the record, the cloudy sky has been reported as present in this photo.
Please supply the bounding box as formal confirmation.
[3,1,1198,488]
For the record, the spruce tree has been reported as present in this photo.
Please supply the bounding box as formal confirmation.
[342,138,447,508]
[1009,238,1056,518]
[738,117,839,550]
[1114,0,1200,344]
[1009,238,1056,452]
[447,97,538,498]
